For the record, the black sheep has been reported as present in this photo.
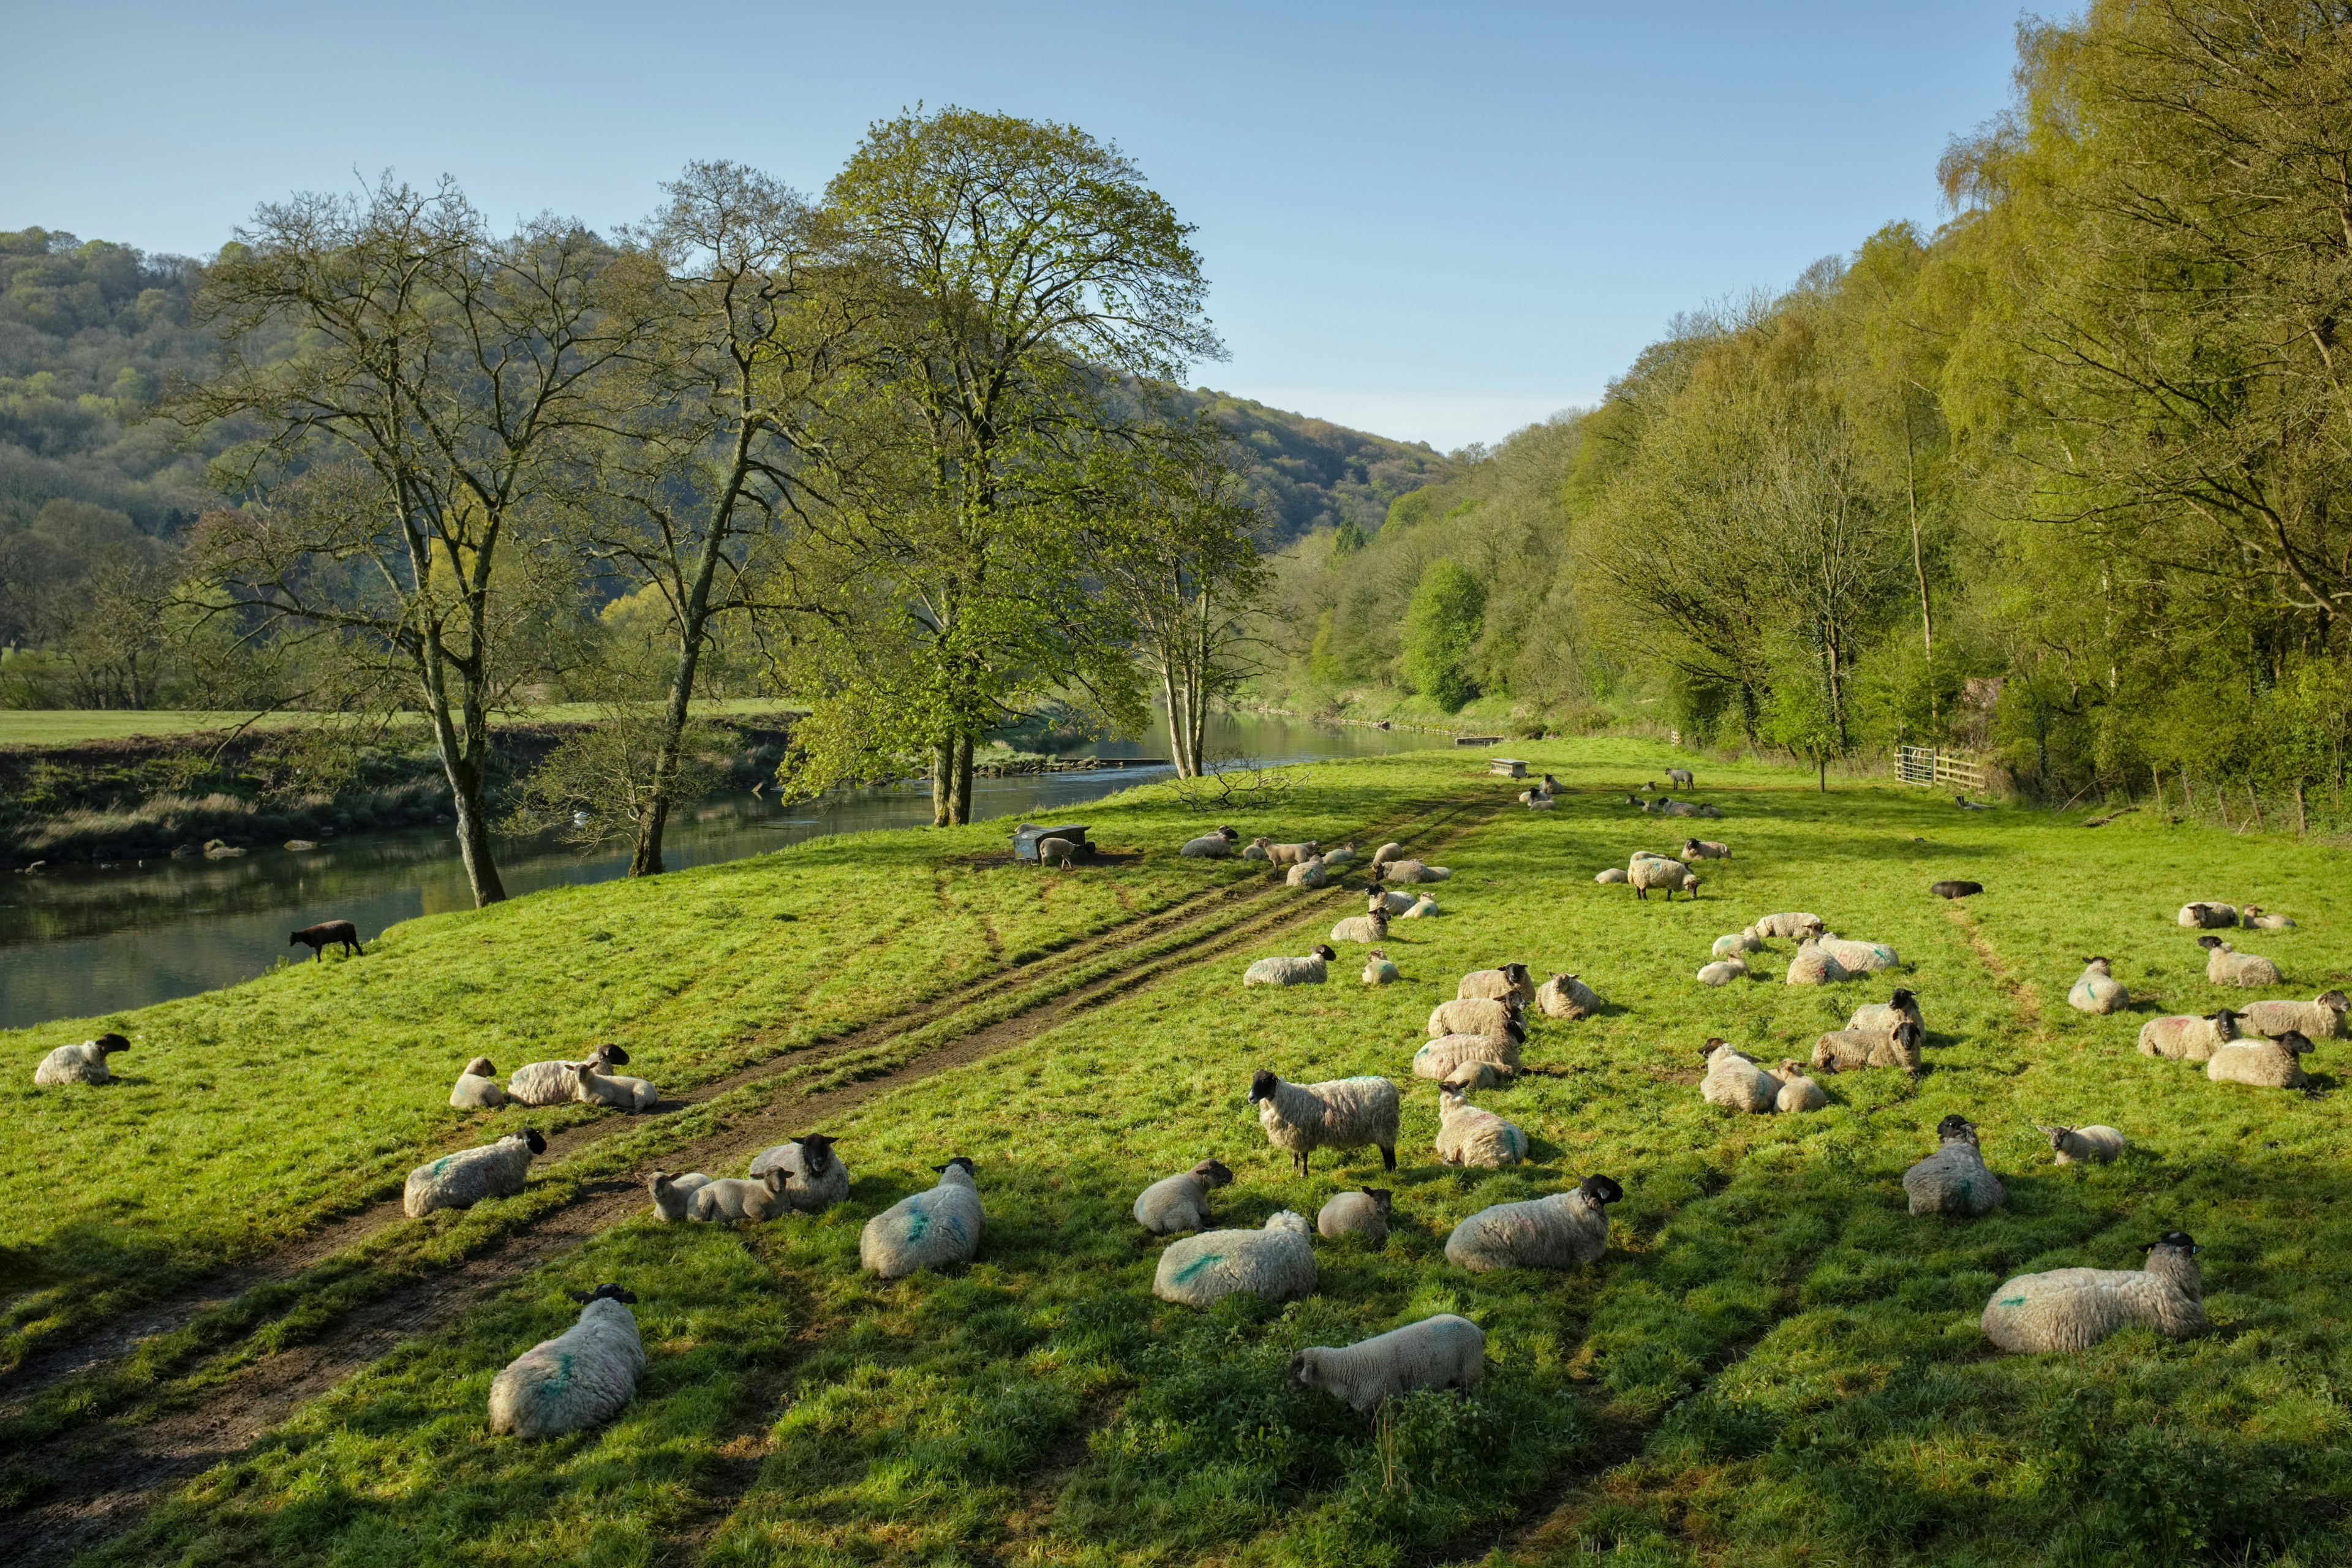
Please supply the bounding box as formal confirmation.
[1931,880,1985,899]
[290,919,364,960]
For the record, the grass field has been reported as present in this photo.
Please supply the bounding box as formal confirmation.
[12,740,2352,1565]
[0,700,802,749]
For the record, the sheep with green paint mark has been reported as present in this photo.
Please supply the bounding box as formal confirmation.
[403,1129,546,1217]
[1153,1210,1317,1309]
[861,1158,986,1280]
[1981,1232,2207,1353]
[1902,1115,2005,1217]
[488,1284,644,1438]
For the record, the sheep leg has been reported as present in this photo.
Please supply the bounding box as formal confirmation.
[1380,1144,1396,1172]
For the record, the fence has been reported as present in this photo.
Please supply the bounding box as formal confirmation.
[1896,747,1988,792]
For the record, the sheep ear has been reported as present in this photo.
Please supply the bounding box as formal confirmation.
[567,1289,595,1303]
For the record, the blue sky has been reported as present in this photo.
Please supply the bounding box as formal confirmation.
[4,1,2034,450]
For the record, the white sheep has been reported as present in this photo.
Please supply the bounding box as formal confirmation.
[1902,1116,2006,1217]
[1400,892,1440,919]
[647,1170,712,1221]
[1442,1060,1507,1091]
[488,1284,645,1438]
[1153,1210,1317,1308]
[1133,1158,1234,1235]
[1244,945,1337,987]
[1848,989,1924,1035]
[747,1133,851,1212]
[33,1031,130,1087]
[1258,839,1320,867]
[1679,838,1730,861]
[1811,1020,1924,1076]
[1536,972,1600,1020]
[1774,1061,1826,1113]
[1240,837,1272,862]
[2207,1030,2310,1089]
[450,1056,505,1109]
[1413,1029,1524,1082]
[1248,1070,1400,1177]
[2241,905,2296,930]
[1444,1174,1622,1272]
[1434,1087,1528,1167]
[1317,1188,1392,1242]
[2236,990,2349,1040]
[2197,936,2283,987]
[1981,1232,2207,1353]
[1629,858,1699,900]
[1519,790,1557,810]
[1329,907,1390,944]
[2038,1125,2125,1165]
[1712,929,1763,959]
[1817,933,1901,973]
[1785,937,1851,986]
[1427,996,1520,1038]
[1368,888,1417,915]
[1286,856,1330,889]
[1458,963,1536,1003]
[860,1158,986,1280]
[1322,841,1360,867]
[689,1168,791,1222]
[1362,949,1401,986]
[1593,867,1629,884]
[1291,1314,1486,1414]
[2138,1009,2240,1062]
[1180,826,1241,858]
[572,1060,659,1114]
[1696,957,1749,986]
[1700,1040,1781,1114]
[2176,902,2239,929]
[1368,842,1404,870]
[1752,912,1825,940]
[2067,959,2130,1016]
[506,1042,630,1107]
[403,1128,547,1217]
[1380,859,1453,884]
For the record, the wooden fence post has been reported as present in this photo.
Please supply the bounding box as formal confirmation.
[2296,780,2308,838]
[2247,783,2264,832]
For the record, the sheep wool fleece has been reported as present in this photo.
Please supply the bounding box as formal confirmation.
[488,1295,646,1438]
[404,1133,540,1218]
[33,1041,113,1087]
[1292,1314,1486,1413]
[1445,1188,1611,1272]
[861,1164,986,1279]
[1981,1242,2207,1353]
[1153,1212,1317,1308]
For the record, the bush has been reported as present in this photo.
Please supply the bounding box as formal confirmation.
[1400,560,1485,714]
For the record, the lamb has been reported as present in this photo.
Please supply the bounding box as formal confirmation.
[1442,1060,1507,1091]
[1817,933,1900,973]
[487,1284,644,1438]
[1629,857,1699,900]
[687,1168,791,1221]
[1700,1040,1782,1114]
[1329,907,1390,944]
[1848,989,1924,1035]
[1380,859,1453,884]
[1248,1069,1400,1176]
[1261,839,1320,867]
[1536,972,1601,1019]
[1037,836,1086,866]
[860,1158,986,1279]
[1291,1314,1486,1414]
[747,1133,851,1212]
[1902,1115,2006,1217]
[2067,958,2130,1016]
[2138,1008,2240,1062]
[1286,856,1330,889]
[1696,957,1749,986]
[1593,867,1630,884]
[1244,945,1337,986]
[647,1170,713,1221]
[572,1059,659,1114]
[1180,826,1242,858]
[1812,1020,1926,1076]
[1980,1232,2208,1353]
[1518,790,1558,810]
[2198,935,2283,987]
[450,1056,505,1108]
[2241,905,2296,930]
[1931,880,1985,899]
[1413,1028,1524,1082]
[1666,766,1695,788]
[1774,1061,1827,1112]
[1318,1187,1392,1242]
[1680,838,1730,861]
[288,919,363,960]
[403,1128,547,1217]
[1753,912,1825,940]
[1457,962,1536,1003]
[1241,837,1272,862]
[33,1031,130,1087]
[1434,1087,1528,1167]
[1428,996,1521,1037]
[1321,841,1360,867]
[1153,1211,1317,1309]
[1362,949,1401,986]
[1444,1174,1623,1272]
[1712,929,1763,959]
[2039,1125,2126,1165]
[2177,902,2239,929]
[1785,938,1851,986]
[1133,1158,1234,1234]
[2236,990,2350,1041]
[2207,1029,2311,1089]
[1368,842,1404,870]
[507,1042,631,1107]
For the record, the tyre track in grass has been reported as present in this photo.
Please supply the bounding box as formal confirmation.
[0,795,1510,1567]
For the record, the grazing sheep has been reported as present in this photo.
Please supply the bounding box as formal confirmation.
[450,1057,504,1109]
[2177,902,2239,929]
[1262,840,1321,867]
[487,1284,644,1438]
[1442,1060,1507,1091]
[1317,1188,1392,1242]
[1428,995,1521,1038]
[1817,934,1901,973]
[1414,1028,1525,1082]
[647,1170,713,1221]
[1902,1115,2006,1217]
[1754,912,1825,940]
[2067,959,2130,1016]
[1811,1020,1926,1076]
[1931,880,1984,899]
[1153,1211,1317,1309]
[2138,1008,2240,1062]
[1180,826,1242,858]
[1680,838,1730,861]
[861,1158,986,1280]
[403,1128,546,1217]
[1362,949,1401,986]
[1244,945,1338,987]
[1701,1040,1782,1114]
[1381,859,1453,884]
[1037,836,1085,867]
[1286,856,1330,889]
[1458,963,1536,1004]
[33,1031,130,1087]
[1666,766,1695,788]
[2040,1125,2126,1166]
[1849,989,1924,1035]
[288,919,363,960]
[1369,842,1405,870]
[508,1042,630,1107]
[2198,936,2283,987]
[572,1059,659,1114]
[1435,1087,1528,1167]
[1786,938,1851,986]
[1444,1175,1622,1272]
[2237,990,2350,1041]
[688,1168,791,1222]
[1713,929,1764,959]
[1536,972,1602,1020]
[1629,858,1699,900]
[1249,1070,1400,1176]
[1133,1158,1235,1234]
[1330,907,1390,945]
[1594,867,1630,884]
[2207,1030,2311,1089]
[1292,1314,1486,1415]
[1774,1061,1827,1112]
[747,1133,851,1212]
[1696,957,1749,986]
[2242,905,2296,930]
[1981,1233,2207,1353]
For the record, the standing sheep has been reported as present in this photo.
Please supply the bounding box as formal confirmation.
[2039,1125,2126,1166]
[1434,1087,1528,1167]
[2237,990,2350,1040]
[747,1133,851,1212]
[1457,963,1536,1003]
[450,1057,504,1109]
[1902,1115,2006,1218]
[1259,839,1320,867]
[1666,766,1695,788]
[1774,1061,1827,1113]
[1700,1040,1782,1114]
[2207,1029,2311,1089]
[487,1284,644,1438]
[1244,945,1338,987]
[507,1042,630,1107]
[1248,1070,1400,1176]
[33,1031,130,1087]
[1180,826,1242,858]
[2138,1009,2241,1062]
[647,1170,713,1221]
[1629,858,1699,900]
[1318,1188,1392,1242]
[861,1158,986,1280]
[1291,1314,1486,1414]
[1362,949,1401,986]
[1980,1233,2207,1353]
[1444,1175,1623,1272]
[1536,972,1601,1019]
[1154,1210,1317,1308]
[2067,959,2130,1016]
[403,1128,547,1217]
[2198,935,2283,987]
[1133,1158,1234,1235]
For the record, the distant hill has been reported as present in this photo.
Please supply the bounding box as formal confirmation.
[1180,387,1453,545]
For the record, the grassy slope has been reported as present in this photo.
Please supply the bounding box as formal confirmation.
[0,700,801,749]
[48,741,2352,1566]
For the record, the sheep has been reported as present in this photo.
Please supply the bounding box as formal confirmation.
[2038,1125,2125,1166]
[1413,1028,1524,1082]
[1321,841,1361,868]
[1812,1020,1926,1076]
[1593,867,1629,884]
[1329,907,1390,945]
[2067,959,2130,1016]
[686,1168,791,1222]
[1980,1232,2207,1353]
[33,1031,130,1087]
[1666,766,1695,788]
[1848,989,1924,1036]
[1785,938,1851,986]
[1317,1187,1392,1242]
[1444,1174,1622,1272]
[1629,858,1699,900]
[1753,911,1825,940]
[1368,842,1404,870]
[1457,963,1536,1003]
[1774,1061,1827,1113]
[1931,880,1985,899]
[1428,995,1521,1038]
[1680,838,1730,861]
[2138,1008,2240,1062]
[1153,1211,1317,1309]
[1244,944,1337,986]
[2207,1029,2312,1089]
[1381,859,1453,884]
[1713,929,1763,959]
[288,919,363,960]
[1817,933,1901,973]
[1954,795,1995,810]
[1659,799,1717,819]
[1362,949,1401,986]
[1442,1060,1507,1091]
[1518,790,1558,810]
[572,1059,659,1114]
[1240,837,1272,862]
[1036,835,1087,867]
[1400,893,1440,919]
[2198,935,2283,987]
[1180,826,1242,858]
[1902,1115,2006,1217]
[1286,856,1330,889]
[1133,1158,1234,1234]
[1262,840,1321,867]
[647,1170,712,1220]
[2242,905,2296,930]
[403,1128,546,1217]
[1696,957,1749,986]
[1700,1040,1782,1114]
[1536,972,1601,1020]
[747,1133,850,1212]
[2236,990,2350,1041]
[507,1042,630,1107]
[1538,772,1563,795]
[2177,902,2239,929]
[1248,1069,1400,1176]
[1434,1087,1528,1167]
[487,1284,644,1438]
[861,1158,986,1280]
[450,1056,504,1109]
[1291,1314,1486,1415]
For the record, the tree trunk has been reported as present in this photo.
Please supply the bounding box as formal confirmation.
[2296,778,2308,837]
[953,731,974,824]
[418,621,506,907]
[1818,756,1828,793]
[932,741,954,827]
[2246,783,2263,832]
[2151,765,2163,810]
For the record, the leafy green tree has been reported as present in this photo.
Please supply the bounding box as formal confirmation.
[1401,558,1485,712]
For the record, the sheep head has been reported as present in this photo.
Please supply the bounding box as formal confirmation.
[1362,1187,1393,1213]
[1934,1114,1978,1144]
[97,1032,132,1055]
[797,1133,838,1175]
[522,1128,548,1154]
[1192,1158,1234,1186]
[570,1283,638,1305]
[1579,1174,1625,1205]
[1247,1069,1279,1103]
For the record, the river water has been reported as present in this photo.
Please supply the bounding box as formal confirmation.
[0,712,1434,1031]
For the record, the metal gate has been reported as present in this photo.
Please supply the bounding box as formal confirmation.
[1897,747,1988,791]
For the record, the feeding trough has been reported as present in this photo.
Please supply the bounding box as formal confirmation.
[1488,758,1529,778]
[1012,823,1091,862]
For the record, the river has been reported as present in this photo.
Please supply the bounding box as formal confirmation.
[0,711,1436,1031]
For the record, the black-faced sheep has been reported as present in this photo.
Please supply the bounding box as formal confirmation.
[1444,1175,1621,1271]
[1244,945,1338,986]
[1248,1069,1399,1176]
[1980,1232,2207,1352]
[1902,1115,2005,1217]
[34,1031,130,1087]
[2196,935,2283,987]
[488,1284,644,1438]
[289,919,363,960]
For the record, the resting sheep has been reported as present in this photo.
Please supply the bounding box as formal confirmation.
[487,1284,644,1438]
[1428,996,1520,1038]
[1980,1232,2207,1353]
[647,1170,712,1221]
[1285,856,1329,889]
[1322,841,1360,867]
[1442,1060,1507,1091]
[1180,826,1242,858]
[404,1128,546,1217]
[1817,933,1900,973]
[1536,972,1600,1019]
[2236,990,2349,1041]
[688,1168,791,1222]
[1712,929,1763,959]
[1753,911,1825,940]
[289,919,363,960]
[1696,957,1749,986]
[1362,949,1401,986]
[508,1042,631,1107]
[1811,1020,1925,1076]
[2138,1009,2239,1062]
[1849,989,1924,1035]
[2177,902,2239,929]
[1133,1158,1234,1234]
[2040,1125,2125,1166]
[1369,842,1404,870]
[1249,1069,1400,1176]
[1700,1041,1782,1114]
[450,1057,504,1108]
[2067,959,2129,1016]
[2242,905,2296,930]
[747,1133,850,1212]
[1931,880,1984,899]
[2207,1030,2310,1089]
[1244,945,1336,987]
[1902,1115,2006,1217]
[1593,867,1629,884]
[1458,963,1536,1003]
[860,1158,986,1280]
[1774,1061,1827,1112]
[2197,936,2283,987]
[1680,838,1730,861]
[1291,1314,1485,1414]
[1785,938,1850,986]
[572,1058,659,1114]
[1329,906,1389,945]
[1317,1188,1392,1242]
[1154,1210,1317,1308]
[1381,859,1453,884]
[1434,1087,1528,1167]
[1413,1028,1524,1082]
[34,1031,130,1087]
[1444,1174,1622,1272]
